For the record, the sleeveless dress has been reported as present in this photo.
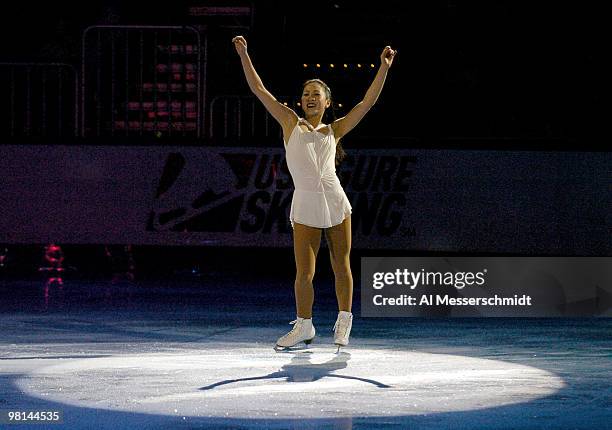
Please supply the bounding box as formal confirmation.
[285,119,352,228]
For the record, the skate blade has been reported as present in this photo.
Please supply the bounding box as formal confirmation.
[274,338,314,352]
[334,343,348,354]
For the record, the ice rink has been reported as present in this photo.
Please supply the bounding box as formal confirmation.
[0,276,610,429]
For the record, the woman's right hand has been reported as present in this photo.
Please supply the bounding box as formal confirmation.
[232,36,247,56]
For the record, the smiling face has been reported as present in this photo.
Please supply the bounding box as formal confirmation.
[301,81,331,118]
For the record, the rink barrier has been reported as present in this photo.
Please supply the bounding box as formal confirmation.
[0,144,609,255]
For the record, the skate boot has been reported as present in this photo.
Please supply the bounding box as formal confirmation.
[274,317,316,351]
[333,311,353,352]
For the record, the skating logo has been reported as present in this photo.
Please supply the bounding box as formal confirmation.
[147,151,292,233]
[147,149,416,237]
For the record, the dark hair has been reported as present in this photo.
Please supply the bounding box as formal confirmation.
[301,79,346,166]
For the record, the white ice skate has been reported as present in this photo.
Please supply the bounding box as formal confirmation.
[333,311,353,352]
[274,317,316,351]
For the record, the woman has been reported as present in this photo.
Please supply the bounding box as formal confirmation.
[232,35,396,350]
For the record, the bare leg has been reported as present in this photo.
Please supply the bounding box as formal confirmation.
[325,216,353,312]
[293,222,322,318]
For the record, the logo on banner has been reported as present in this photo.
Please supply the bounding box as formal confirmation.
[147,150,417,237]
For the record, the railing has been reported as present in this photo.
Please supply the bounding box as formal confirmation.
[208,95,291,139]
[81,25,205,138]
[0,62,78,137]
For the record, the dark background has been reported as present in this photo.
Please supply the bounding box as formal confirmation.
[0,1,607,278]
[0,1,606,140]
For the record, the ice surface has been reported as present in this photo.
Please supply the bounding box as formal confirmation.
[0,279,610,429]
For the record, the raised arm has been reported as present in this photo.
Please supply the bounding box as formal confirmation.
[331,46,397,141]
[232,36,298,131]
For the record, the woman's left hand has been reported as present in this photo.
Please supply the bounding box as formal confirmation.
[380,46,397,68]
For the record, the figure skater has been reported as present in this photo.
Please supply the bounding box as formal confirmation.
[232,35,396,350]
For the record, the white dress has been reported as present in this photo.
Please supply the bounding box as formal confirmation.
[285,119,352,228]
